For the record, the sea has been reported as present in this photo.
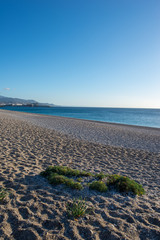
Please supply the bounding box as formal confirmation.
[0,106,160,129]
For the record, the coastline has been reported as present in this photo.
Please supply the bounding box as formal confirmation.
[0,110,160,239]
[0,109,160,153]
[1,108,160,130]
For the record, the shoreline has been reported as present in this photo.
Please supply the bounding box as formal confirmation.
[1,108,160,130]
[0,110,160,239]
[0,109,160,153]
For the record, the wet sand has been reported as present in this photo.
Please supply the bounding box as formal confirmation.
[0,110,160,239]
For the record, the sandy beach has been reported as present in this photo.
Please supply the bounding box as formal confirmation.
[0,109,160,240]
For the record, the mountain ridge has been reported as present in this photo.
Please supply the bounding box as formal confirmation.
[0,95,55,107]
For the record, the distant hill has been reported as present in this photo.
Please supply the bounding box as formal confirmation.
[0,95,56,107]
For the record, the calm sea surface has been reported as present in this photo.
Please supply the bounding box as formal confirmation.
[1,106,160,128]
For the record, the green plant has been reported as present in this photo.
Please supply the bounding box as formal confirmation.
[48,173,67,185]
[41,165,92,178]
[0,188,8,202]
[41,165,146,196]
[65,178,83,190]
[66,197,88,218]
[80,171,93,177]
[47,173,83,190]
[77,177,83,182]
[89,181,108,192]
[107,175,145,195]
[40,166,55,177]
[95,172,108,180]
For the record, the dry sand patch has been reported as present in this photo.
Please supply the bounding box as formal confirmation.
[0,111,160,239]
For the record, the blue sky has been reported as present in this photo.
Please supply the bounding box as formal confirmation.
[0,0,160,108]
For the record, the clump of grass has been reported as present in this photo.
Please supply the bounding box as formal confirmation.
[66,197,88,218]
[40,166,55,177]
[77,177,83,182]
[89,181,108,192]
[80,171,93,177]
[107,175,145,195]
[65,179,83,190]
[41,165,92,178]
[47,173,83,190]
[0,188,8,202]
[41,165,145,196]
[95,172,108,180]
[48,173,67,184]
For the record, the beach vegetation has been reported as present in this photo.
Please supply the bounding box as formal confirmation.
[65,179,83,190]
[41,165,92,178]
[107,174,145,195]
[41,165,145,195]
[80,170,93,177]
[89,180,108,192]
[40,166,55,177]
[48,173,67,185]
[66,197,88,218]
[95,172,108,180]
[47,173,83,190]
[77,177,83,182]
[0,188,8,202]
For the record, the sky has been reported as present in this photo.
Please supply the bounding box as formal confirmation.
[0,0,160,108]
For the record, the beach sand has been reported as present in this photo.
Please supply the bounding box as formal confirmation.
[0,110,160,240]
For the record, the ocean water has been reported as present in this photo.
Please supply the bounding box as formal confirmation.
[0,106,160,128]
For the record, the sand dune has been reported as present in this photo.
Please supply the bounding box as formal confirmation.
[0,110,160,240]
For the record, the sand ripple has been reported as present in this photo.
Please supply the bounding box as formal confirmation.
[0,111,160,239]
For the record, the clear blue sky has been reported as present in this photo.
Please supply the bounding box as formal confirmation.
[0,0,160,108]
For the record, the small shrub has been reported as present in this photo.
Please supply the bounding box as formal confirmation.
[107,175,145,195]
[40,166,55,177]
[41,165,146,196]
[0,188,8,202]
[77,177,83,182]
[95,172,108,180]
[80,171,93,177]
[41,165,92,177]
[65,178,83,190]
[48,173,67,185]
[66,197,88,218]
[47,173,83,190]
[89,181,108,192]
